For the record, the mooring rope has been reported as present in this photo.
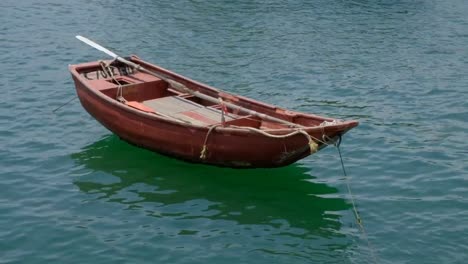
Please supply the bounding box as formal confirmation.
[198,123,380,264]
[335,137,379,263]
[52,96,78,113]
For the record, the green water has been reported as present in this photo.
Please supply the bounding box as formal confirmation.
[1,0,467,263]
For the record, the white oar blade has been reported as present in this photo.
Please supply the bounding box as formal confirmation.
[76,35,118,59]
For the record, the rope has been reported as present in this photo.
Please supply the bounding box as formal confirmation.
[52,96,78,113]
[218,97,227,126]
[231,125,324,153]
[199,124,322,159]
[298,129,319,154]
[335,137,379,264]
[200,124,220,159]
[100,60,126,103]
[53,60,119,113]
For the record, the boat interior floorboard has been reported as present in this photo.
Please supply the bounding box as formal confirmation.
[143,96,235,126]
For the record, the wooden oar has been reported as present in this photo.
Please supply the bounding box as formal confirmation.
[76,35,304,128]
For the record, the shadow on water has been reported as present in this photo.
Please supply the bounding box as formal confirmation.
[72,135,351,237]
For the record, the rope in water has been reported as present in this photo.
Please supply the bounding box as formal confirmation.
[199,126,378,263]
[335,137,379,263]
[52,96,78,113]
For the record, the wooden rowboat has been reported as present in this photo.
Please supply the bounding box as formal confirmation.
[69,38,358,168]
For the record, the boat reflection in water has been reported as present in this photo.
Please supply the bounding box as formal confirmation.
[72,135,355,262]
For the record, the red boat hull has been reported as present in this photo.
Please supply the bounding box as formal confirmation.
[70,56,358,168]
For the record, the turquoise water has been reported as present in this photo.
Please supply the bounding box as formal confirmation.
[1,0,467,263]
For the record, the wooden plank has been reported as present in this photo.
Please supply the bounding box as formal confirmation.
[143,96,201,115]
[173,112,217,126]
[142,96,236,126]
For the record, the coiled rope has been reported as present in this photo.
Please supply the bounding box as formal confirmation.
[100,60,126,103]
